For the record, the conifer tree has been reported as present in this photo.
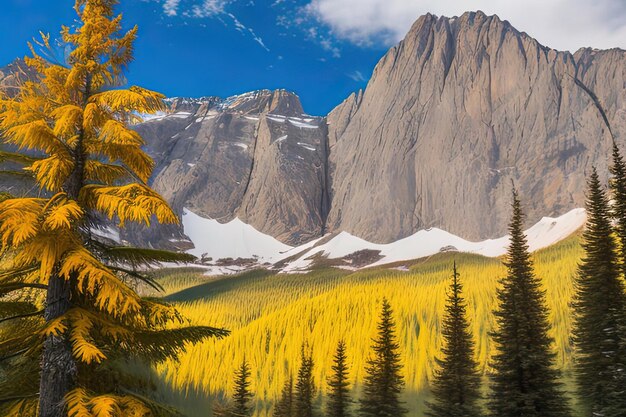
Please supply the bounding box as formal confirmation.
[0,1,228,416]
[326,340,352,417]
[573,167,626,417]
[295,347,316,417]
[359,298,407,417]
[273,376,294,417]
[232,358,254,417]
[610,142,626,273]
[488,188,570,417]
[213,358,254,417]
[425,262,482,417]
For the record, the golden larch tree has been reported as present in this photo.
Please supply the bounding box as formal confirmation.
[0,1,227,416]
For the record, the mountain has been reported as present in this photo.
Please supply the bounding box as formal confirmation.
[135,89,329,246]
[326,11,625,242]
[1,11,625,249]
[0,59,35,97]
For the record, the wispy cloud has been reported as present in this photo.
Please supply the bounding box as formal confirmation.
[347,70,366,82]
[189,0,227,18]
[156,0,270,52]
[163,0,181,16]
[227,12,270,51]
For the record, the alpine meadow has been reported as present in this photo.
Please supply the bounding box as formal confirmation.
[1,1,626,417]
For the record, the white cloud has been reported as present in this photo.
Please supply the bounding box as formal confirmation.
[304,0,626,52]
[347,70,366,82]
[163,0,181,16]
[190,0,228,17]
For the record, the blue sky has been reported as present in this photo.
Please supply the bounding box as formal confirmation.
[2,0,625,115]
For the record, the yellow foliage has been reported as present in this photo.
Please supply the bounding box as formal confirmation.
[80,184,179,227]
[59,248,142,316]
[66,388,152,417]
[154,237,583,417]
[0,1,216,415]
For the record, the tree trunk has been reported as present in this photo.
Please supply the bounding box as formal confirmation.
[38,273,75,417]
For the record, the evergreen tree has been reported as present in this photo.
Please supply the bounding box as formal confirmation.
[359,298,407,417]
[215,358,254,417]
[425,262,482,417]
[295,347,316,417]
[610,142,626,274]
[488,188,570,417]
[232,358,254,417]
[573,167,626,417]
[273,376,294,417]
[326,340,352,417]
[0,1,228,416]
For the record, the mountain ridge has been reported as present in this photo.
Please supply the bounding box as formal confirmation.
[1,10,624,247]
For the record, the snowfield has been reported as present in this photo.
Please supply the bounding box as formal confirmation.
[181,208,587,274]
[181,209,292,261]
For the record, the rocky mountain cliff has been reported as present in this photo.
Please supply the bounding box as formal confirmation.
[135,90,329,245]
[325,11,625,242]
[2,11,625,247]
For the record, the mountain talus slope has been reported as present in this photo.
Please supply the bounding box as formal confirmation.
[2,11,625,247]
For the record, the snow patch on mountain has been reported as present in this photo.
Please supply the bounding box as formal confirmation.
[181,208,586,274]
[181,209,292,261]
[282,208,586,272]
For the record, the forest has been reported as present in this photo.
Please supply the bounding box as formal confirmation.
[0,1,625,417]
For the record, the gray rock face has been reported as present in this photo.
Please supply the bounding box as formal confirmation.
[2,11,625,247]
[325,11,625,242]
[0,59,33,97]
[137,90,328,245]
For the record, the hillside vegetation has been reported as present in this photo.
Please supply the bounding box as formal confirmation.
[151,235,582,416]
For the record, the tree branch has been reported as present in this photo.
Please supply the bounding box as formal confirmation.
[0,309,44,325]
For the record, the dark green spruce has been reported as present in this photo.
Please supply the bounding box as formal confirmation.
[326,340,352,417]
[488,188,570,417]
[573,167,626,417]
[610,142,626,276]
[213,358,254,417]
[232,358,254,417]
[295,347,317,417]
[425,262,482,417]
[273,376,294,417]
[359,298,407,417]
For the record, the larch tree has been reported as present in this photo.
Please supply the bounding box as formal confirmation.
[273,376,294,417]
[488,188,570,417]
[295,346,316,417]
[0,1,228,416]
[326,340,352,417]
[573,167,626,417]
[425,262,482,417]
[359,298,407,417]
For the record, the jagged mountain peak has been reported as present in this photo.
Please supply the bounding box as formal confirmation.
[325,11,625,243]
[218,89,305,116]
[1,13,624,250]
[161,89,305,118]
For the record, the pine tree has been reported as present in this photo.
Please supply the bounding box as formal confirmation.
[326,340,352,417]
[273,376,294,417]
[359,298,407,417]
[425,262,482,417]
[573,167,626,417]
[0,1,228,416]
[232,358,254,417]
[487,188,570,417]
[295,347,316,417]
